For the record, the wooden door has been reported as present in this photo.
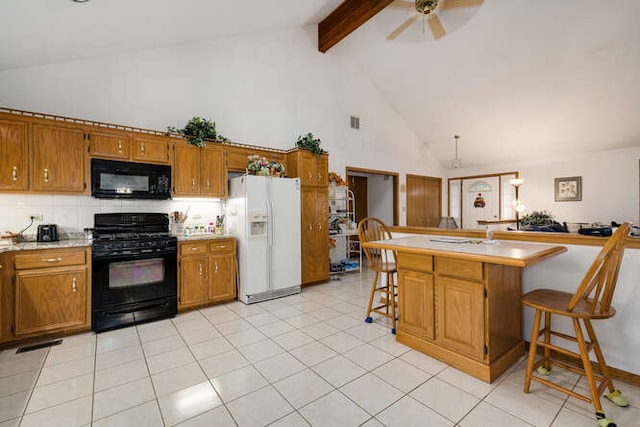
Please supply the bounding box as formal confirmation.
[407,174,442,227]
[178,257,208,309]
[348,176,368,226]
[131,135,170,164]
[437,276,485,360]
[173,143,201,195]
[201,145,226,198]
[15,266,87,336]
[31,123,85,193]
[398,270,435,340]
[88,129,130,160]
[0,118,29,191]
[209,253,236,302]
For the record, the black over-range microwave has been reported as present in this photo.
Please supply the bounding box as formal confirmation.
[91,159,171,200]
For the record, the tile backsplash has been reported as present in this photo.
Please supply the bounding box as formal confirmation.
[0,194,223,238]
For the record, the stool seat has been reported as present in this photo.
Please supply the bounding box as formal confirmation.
[522,289,616,320]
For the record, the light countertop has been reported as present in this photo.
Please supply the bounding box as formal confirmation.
[363,235,567,267]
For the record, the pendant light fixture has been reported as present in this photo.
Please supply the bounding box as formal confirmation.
[450,135,462,169]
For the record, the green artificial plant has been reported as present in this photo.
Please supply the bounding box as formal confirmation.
[295,132,324,155]
[168,116,229,147]
[519,210,555,227]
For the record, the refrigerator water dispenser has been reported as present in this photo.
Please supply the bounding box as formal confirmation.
[249,211,267,237]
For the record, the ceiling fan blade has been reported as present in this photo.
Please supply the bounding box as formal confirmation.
[440,0,484,10]
[388,0,415,10]
[387,14,420,40]
[428,14,446,40]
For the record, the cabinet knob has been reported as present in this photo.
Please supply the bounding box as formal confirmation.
[42,257,63,263]
[140,142,145,155]
[117,140,122,152]
[214,262,218,273]
[309,224,314,231]
[192,178,196,188]
[12,166,17,181]
[206,180,210,189]
[44,168,49,182]
[190,247,199,251]
[72,277,77,293]
[199,263,203,275]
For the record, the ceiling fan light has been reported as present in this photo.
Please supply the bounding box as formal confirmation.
[415,0,440,14]
[449,134,462,169]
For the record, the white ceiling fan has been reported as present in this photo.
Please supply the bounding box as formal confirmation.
[386,0,484,41]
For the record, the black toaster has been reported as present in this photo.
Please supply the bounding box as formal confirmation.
[37,224,59,242]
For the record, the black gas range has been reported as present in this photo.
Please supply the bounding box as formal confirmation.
[92,213,177,332]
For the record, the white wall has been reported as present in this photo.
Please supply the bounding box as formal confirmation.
[0,25,445,228]
[445,146,640,227]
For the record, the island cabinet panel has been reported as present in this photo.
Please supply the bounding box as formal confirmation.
[0,118,29,192]
[437,276,485,360]
[31,123,86,193]
[398,270,435,341]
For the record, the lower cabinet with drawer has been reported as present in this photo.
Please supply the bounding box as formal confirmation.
[13,247,91,338]
[178,238,237,311]
[397,254,522,382]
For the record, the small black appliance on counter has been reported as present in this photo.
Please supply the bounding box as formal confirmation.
[36,224,58,242]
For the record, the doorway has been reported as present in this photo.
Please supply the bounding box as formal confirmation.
[346,167,399,226]
[406,174,442,227]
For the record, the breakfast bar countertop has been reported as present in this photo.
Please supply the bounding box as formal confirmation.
[363,235,567,267]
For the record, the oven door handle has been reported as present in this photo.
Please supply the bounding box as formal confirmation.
[102,300,170,316]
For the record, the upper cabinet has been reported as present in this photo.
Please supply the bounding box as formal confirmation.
[287,149,328,187]
[131,134,171,164]
[31,123,86,193]
[226,145,288,173]
[173,141,227,198]
[0,118,29,192]
[87,129,131,160]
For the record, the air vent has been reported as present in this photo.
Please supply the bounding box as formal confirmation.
[350,116,360,130]
[16,339,62,353]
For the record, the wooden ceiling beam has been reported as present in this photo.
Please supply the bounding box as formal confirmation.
[318,0,395,53]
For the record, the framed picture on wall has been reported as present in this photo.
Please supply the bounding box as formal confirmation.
[555,176,582,201]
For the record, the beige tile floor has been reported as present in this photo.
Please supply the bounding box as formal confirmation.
[0,268,638,426]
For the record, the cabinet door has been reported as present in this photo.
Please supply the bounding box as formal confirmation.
[179,257,208,309]
[88,129,130,159]
[131,135,170,164]
[437,276,485,360]
[398,270,435,340]
[313,187,329,281]
[0,253,14,343]
[201,145,226,198]
[315,155,328,186]
[299,152,317,186]
[0,119,29,191]
[31,123,85,193]
[173,143,201,195]
[15,266,87,336]
[226,146,252,172]
[209,253,236,303]
[300,187,317,283]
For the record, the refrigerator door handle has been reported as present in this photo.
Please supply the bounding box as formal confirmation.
[268,199,275,290]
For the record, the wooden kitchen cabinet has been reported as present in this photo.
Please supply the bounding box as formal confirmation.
[396,253,523,382]
[0,118,29,192]
[31,123,86,193]
[0,252,14,343]
[173,142,227,198]
[178,238,236,310]
[226,145,288,173]
[287,149,328,187]
[131,134,170,164]
[300,187,329,284]
[87,129,131,160]
[13,247,91,338]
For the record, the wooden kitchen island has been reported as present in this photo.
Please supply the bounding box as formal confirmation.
[363,235,566,383]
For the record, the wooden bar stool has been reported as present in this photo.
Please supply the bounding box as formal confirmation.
[522,222,631,427]
[358,217,397,334]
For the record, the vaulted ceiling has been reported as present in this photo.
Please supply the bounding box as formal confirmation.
[1,0,639,169]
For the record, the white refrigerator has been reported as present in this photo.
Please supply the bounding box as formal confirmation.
[228,175,301,304]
